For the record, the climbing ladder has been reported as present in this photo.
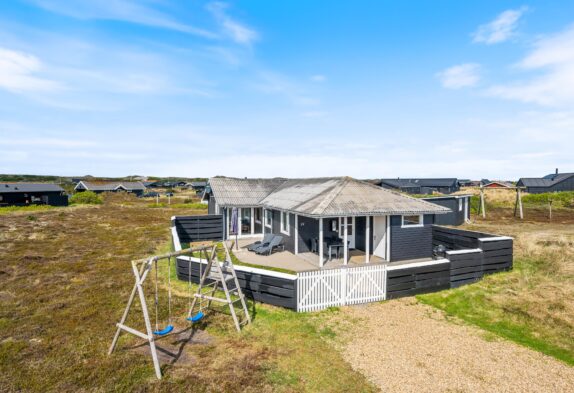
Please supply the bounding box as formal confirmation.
[189,241,251,331]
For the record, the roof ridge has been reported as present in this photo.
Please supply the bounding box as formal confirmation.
[312,177,351,215]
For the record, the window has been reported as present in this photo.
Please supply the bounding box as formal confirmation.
[264,209,272,228]
[458,198,463,212]
[402,214,423,228]
[339,217,353,235]
[280,211,290,235]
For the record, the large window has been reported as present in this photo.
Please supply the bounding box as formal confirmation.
[264,209,272,228]
[401,214,423,228]
[280,211,290,235]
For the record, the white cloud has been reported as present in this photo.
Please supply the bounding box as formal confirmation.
[0,47,61,92]
[473,7,527,44]
[487,25,574,106]
[207,2,258,45]
[436,63,480,89]
[28,0,216,38]
[310,74,326,82]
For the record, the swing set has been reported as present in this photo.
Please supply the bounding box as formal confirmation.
[108,243,250,379]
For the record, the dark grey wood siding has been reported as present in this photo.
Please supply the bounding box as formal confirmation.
[176,257,297,309]
[0,191,68,207]
[389,214,434,261]
[297,215,318,253]
[423,196,469,226]
[264,209,296,253]
[172,215,224,244]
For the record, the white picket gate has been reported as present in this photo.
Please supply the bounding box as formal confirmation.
[296,264,387,312]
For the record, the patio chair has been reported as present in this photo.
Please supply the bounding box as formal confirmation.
[311,238,318,253]
[323,241,338,260]
[246,233,275,252]
[255,235,284,256]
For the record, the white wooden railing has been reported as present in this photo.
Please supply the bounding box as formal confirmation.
[296,264,387,312]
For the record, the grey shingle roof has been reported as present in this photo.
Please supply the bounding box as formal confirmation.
[0,183,65,193]
[210,177,450,217]
[518,173,574,188]
[208,177,285,207]
[75,181,146,191]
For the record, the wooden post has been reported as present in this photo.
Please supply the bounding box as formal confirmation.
[343,216,348,265]
[517,188,523,219]
[549,199,553,220]
[319,218,324,268]
[294,214,299,255]
[365,216,370,263]
[480,187,486,218]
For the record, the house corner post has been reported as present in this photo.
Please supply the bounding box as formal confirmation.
[319,218,324,267]
[294,214,299,255]
[343,216,348,265]
[365,216,370,263]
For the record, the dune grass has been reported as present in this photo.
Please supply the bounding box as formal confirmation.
[0,196,373,392]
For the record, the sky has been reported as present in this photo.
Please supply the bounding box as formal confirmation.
[1,1,573,180]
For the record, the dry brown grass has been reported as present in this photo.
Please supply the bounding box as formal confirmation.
[0,194,373,392]
[420,207,574,364]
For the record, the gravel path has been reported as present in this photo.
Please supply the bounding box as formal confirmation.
[335,299,574,393]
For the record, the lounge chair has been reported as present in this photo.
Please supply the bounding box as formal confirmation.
[246,233,275,252]
[255,235,284,255]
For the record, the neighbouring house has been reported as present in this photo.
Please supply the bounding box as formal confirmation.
[0,183,68,206]
[482,181,514,188]
[378,178,460,194]
[188,181,207,195]
[204,176,451,266]
[517,170,574,194]
[422,195,471,225]
[74,181,146,196]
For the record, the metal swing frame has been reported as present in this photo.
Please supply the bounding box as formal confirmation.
[108,245,214,379]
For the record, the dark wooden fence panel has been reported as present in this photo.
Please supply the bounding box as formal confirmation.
[387,261,450,299]
[176,257,297,309]
[432,225,499,250]
[172,215,224,244]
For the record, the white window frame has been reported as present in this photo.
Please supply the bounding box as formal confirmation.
[280,211,290,235]
[401,214,424,228]
[264,209,272,229]
[458,198,463,212]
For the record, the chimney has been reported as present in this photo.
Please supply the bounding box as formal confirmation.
[556,168,559,175]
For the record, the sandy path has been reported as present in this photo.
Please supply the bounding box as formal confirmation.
[334,299,574,393]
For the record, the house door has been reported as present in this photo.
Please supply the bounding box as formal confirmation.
[339,217,355,248]
[373,216,387,259]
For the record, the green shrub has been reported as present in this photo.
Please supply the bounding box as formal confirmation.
[522,191,574,207]
[70,191,103,205]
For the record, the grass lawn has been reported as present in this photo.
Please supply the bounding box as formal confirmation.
[0,194,374,392]
[418,207,574,365]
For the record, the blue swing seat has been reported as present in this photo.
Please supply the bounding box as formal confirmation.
[153,325,174,336]
[187,312,204,322]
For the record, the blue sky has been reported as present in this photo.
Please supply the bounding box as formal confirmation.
[1,1,573,179]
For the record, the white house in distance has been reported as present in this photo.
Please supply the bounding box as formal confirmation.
[203,176,450,267]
